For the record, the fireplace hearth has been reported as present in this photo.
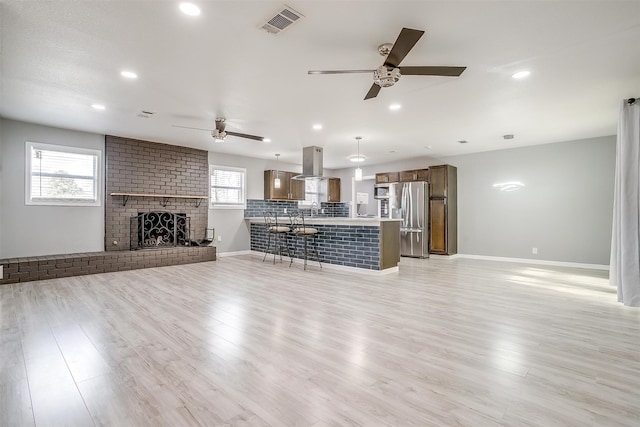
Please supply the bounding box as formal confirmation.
[131,212,190,250]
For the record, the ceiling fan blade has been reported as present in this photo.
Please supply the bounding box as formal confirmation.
[399,66,467,76]
[308,69,375,75]
[364,84,382,100]
[172,125,213,132]
[226,131,265,142]
[384,28,425,68]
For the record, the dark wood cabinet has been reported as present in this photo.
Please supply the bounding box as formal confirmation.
[430,199,447,253]
[375,172,399,184]
[289,175,305,200]
[429,165,449,198]
[429,165,457,255]
[400,168,429,182]
[264,170,305,200]
[326,178,341,203]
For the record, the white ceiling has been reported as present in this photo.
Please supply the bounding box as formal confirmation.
[1,1,639,168]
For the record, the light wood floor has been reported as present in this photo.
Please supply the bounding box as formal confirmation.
[1,255,639,426]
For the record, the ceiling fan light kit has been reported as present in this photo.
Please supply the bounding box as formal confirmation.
[309,27,466,100]
[174,117,266,143]
[373,66,401,88]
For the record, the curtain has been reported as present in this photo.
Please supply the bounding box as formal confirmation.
[610,99,640,306]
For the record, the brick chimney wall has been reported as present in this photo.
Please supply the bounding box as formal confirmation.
[104,136,209,251]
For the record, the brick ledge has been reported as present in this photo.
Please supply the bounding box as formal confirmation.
[0,247,216,285]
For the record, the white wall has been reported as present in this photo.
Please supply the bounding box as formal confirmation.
[0,118,3,258]
[441,136,615,264]
[335,136,616,265]
[0,119,105,258]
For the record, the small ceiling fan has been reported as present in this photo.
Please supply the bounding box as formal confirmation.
[173,117,268,142]
[308,27,466,100]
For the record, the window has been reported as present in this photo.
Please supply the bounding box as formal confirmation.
[26,141,102,206]
[210,165,246,208]
[298,178,324,208]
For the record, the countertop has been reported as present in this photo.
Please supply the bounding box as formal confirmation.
[245,217,402,226]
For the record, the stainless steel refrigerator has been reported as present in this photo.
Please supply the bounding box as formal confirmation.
[388,181,429,258]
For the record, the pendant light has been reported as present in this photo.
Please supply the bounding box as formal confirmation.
[355,136,363,181]
[274,154,281,189]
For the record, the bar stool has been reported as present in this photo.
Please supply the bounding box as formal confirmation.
[289,211,322,270]
[263,211,291,264]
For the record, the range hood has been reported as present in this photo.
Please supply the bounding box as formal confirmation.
[292,146,325,180]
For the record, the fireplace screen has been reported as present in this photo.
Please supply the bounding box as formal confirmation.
[130,212,190,249]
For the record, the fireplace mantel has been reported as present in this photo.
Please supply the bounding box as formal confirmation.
[110,192,208,207]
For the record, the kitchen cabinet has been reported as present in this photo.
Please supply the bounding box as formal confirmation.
[264,170,305,200]
[289,175,306,200]
[375,172,399,184]
[326,178,341,202]
[429,165,457,255]
[399,168,430,182]
[430,164,454,198]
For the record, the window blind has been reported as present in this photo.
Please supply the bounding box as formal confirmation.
[210,167,245,206]
[28,143,99,204]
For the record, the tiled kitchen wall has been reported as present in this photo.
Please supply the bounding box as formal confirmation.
[244,199,350,219]
[105,135,210,251]
[250,223,380,270]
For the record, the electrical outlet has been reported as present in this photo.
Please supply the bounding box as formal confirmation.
[283,208,287,214]
[532,247,538,255]
[321,208,325,214]
[0,265,3,279]
[217,235,222,242]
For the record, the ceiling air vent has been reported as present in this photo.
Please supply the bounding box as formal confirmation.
[259,5,304,35]
[137,110,155,119]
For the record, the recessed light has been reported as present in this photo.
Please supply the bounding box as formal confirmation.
[91,104,106,110]
[389,103,401,111]
[120,70,138,79]
[349,155,366,163]
[512,71,530,79]
[262,138,272,143]
[458,140,468,144]
[179,2,201,16]
[312,124,323,130]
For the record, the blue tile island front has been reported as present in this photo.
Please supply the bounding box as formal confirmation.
[246,216,401,271]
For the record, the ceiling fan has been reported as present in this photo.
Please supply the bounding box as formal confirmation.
[173,117,268,142]
[308,27,466,100]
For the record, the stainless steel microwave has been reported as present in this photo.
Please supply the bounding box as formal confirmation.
[374,184,390,199]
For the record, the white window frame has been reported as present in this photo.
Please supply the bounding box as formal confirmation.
[25,141,102,207]
[209,165,246,209]
[298,178,324,208]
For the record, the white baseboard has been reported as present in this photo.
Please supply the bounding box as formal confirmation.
[247,251,399,275]
[456,253,609,271]
[427,254,460,260]
[218,250,253,258]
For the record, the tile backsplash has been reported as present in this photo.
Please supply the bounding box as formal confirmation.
[244,199,350,218]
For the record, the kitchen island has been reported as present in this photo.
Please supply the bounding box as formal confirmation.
[246,217,401,271]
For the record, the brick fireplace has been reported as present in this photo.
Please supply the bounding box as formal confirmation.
[0,135,216,285]
[105,136,209,251]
